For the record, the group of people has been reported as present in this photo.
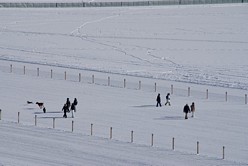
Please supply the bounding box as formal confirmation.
[62,98,78,118]
[156,93,171,107]
[183,102,195,119]
[156,93,196,119]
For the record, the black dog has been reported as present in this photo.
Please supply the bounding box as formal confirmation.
[36,102,44,109]
[43,107,46,113]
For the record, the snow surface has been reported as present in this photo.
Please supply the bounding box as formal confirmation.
[0,3,248,166]
[0,4,248,90]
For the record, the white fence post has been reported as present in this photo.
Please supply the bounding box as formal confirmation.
[91,123,93,136]
[51,69,53,79]
[154,83,157,92]
[206,89,208,99]
[245,94,247,104]
[197,141,199,155]
[171,85,173,95]
[92,75,94,84]
[108,76,110,86]
[110,127,112,139]
[18,112,20,123]
[139,81,141,90]
[23,66,26,75]
[151,133,154,146]
[172,137,175,150]
[37,68,39,77]
[225,92,228,102]
[53,118,55,129]
[222,146,225,159]
[188,87,190,97]
[72,120,74,132]
[64,71,67,80]
[124,79,126,88]
[131,130,134,143]
[10,64,12,73]
[79,73,81,82]
[0,109,2,120]
[35,115,37,126]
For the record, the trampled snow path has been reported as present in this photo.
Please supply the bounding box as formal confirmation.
[0,121,246,166]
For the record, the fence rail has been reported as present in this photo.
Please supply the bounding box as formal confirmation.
[0,0,247,8]
[0,113,227,161]
[0,63,247,105]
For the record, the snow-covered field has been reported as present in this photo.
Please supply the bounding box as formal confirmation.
[0,3,248,166]
[1,4,248,90]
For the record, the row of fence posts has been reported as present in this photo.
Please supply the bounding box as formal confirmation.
[42,115,226,159]
[9,64,248,104]
[1,111,226,160]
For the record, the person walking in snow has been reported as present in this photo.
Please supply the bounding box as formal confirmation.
[156,93,162,107]
[165,93,171,106]
[65,98,71,112]
[190,102,195,118]
[183,104,190,119]
[73,98,78,112]
[62,104,69,118]
[70,103,76,118]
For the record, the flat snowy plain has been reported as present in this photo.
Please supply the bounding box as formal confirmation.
[0,3,248,166]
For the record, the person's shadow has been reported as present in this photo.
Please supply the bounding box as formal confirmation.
[132,105,156,108]
[154,116,184,120]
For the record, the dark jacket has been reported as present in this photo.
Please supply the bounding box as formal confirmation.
[166,93,170,100]
[71,103,75,111]
[62,104,69,113]
[156,94,161,103]
[66,98,71,108]
[183,104,190,113]
[73,98,78,106]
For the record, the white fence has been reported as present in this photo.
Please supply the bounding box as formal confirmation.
[0,0,247,8]
[0,110,226,160]
[1,63,247,104]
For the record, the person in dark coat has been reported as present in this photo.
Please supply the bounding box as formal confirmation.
[62,104,69,118]
[73,98,78,112]
[156,93,162,107]
[165,93,171,106]
[70,103,75,118]
[65,98,71,112]
[73,98,78,105]
[183,104,190,119]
